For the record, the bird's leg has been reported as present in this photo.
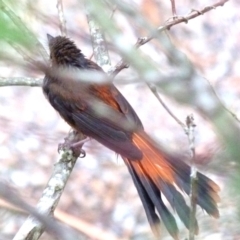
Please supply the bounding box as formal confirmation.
[69,138,90,157]
[58,130,88,158]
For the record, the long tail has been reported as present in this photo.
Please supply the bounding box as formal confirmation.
[123,131,220,240]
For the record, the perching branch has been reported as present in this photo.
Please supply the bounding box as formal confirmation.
[13,131,85,240]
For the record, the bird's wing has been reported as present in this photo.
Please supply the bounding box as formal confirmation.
[45,78,143,160]
[77,57,144,129]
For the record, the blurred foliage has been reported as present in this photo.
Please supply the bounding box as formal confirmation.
[0,1,33,49]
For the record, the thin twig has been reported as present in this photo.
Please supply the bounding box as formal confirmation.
[205,78,240,123]
[7,39,36,64]
[185,114,197,240]
[57,0,67,36]
[111,0,229,75]
[109,5,117,19]
[141,0,229,45]
[170,0,177,16]
[147,83,186,129]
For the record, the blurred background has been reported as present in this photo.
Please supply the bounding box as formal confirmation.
[0,0,240,239]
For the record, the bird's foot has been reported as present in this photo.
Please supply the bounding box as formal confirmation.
[58,130,88,158]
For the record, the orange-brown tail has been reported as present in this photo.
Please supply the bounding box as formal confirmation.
[123,131,220,239]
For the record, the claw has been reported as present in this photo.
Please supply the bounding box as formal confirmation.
[58,132,89,158]
[79,149,86,158]
[58,143,64,153]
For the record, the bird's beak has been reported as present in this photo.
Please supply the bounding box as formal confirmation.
[47,33,54,43]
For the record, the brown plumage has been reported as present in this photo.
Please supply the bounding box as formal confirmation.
[43,34,220,239]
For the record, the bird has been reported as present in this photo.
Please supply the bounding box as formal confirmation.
[43,34,220,239]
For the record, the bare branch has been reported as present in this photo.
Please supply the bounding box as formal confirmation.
[13,131,85,240]
[141,0,229,45]
[0,77,42,87]
[84,1,111,70]
[170,0,177,16]
[57,0,67,36]
[111,0,230,75]
[147,83,186,129]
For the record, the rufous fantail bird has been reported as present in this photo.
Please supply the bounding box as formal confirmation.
[43,34,220,239]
